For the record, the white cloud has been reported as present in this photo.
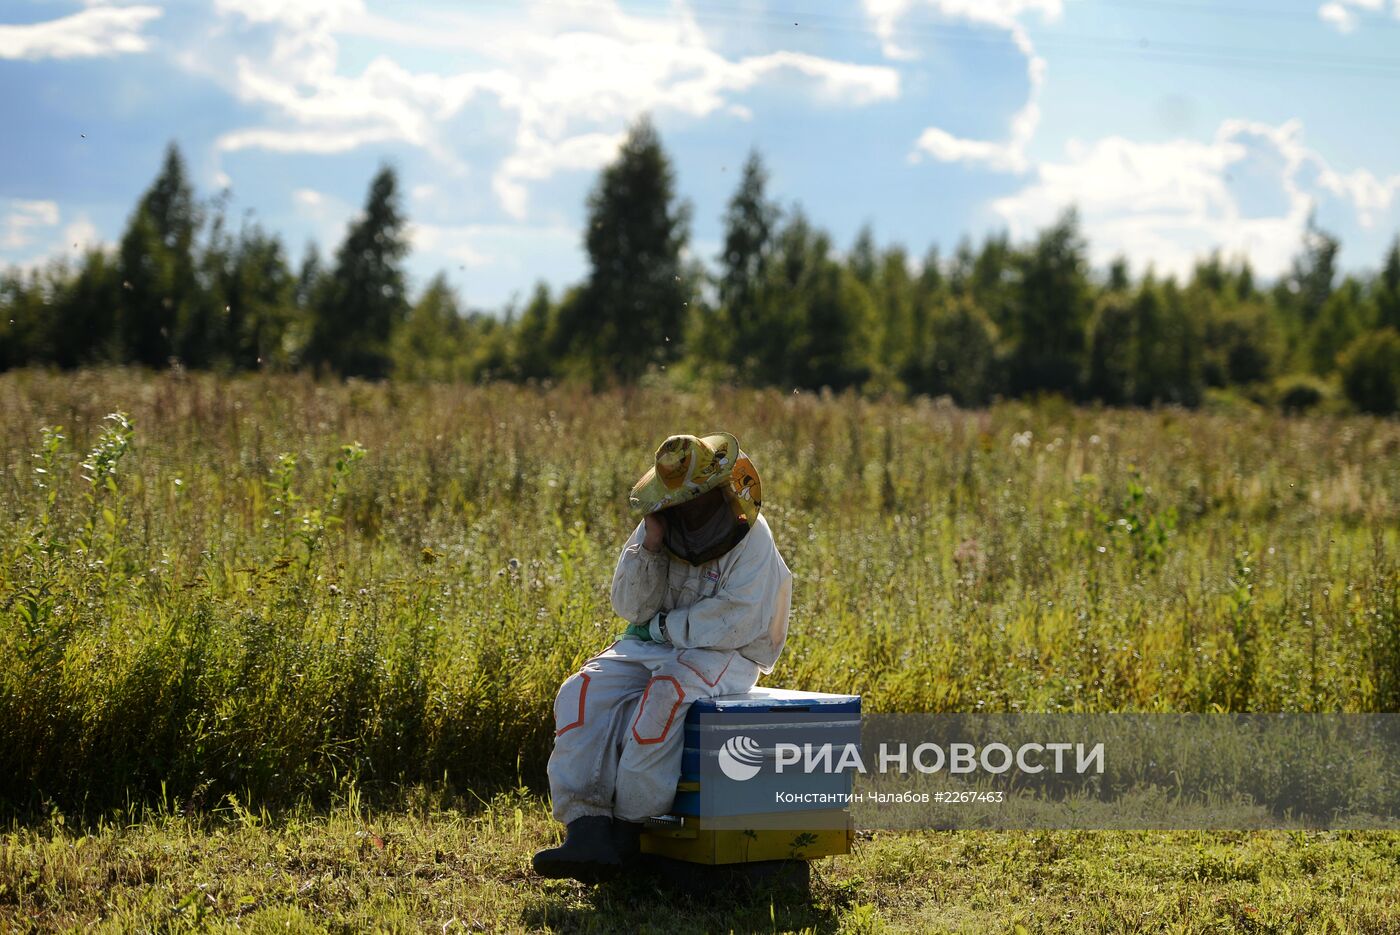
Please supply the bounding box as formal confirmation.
[737,51,900,105]
[863,0,916,60]
[290,186,354,247]
[1,200,102,268]
[212,0,364,30]
[219,125,402,155]
[884,1,1062,173]
[409,221,579,277]
[1317,0,1398,32]
[865,0,1062,59]
[1318,169,1400,226]
[883,0,1400,276]
[1319,2,1359,31]
[292,188,324,209]
[911,101,1039,173]
[410,224,492,269]
[495,131,628,220]
[480,22,898,217]
[0,5,162,61]
[208,0,899,219]
[990,119,1400,279]
[1,200,60,250]
[63,216,101,253]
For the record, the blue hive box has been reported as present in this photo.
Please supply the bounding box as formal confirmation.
[676,687,862,819]
[642,687,862,865]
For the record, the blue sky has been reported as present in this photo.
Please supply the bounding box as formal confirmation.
[3,0,1399,310]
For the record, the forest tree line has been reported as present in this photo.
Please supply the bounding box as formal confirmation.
[3,117,1399,413]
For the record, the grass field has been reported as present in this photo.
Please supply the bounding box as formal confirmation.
[1,370,1398,932]
[5,793,1400,933]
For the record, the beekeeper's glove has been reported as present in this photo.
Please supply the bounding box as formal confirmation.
[621,623,654,641]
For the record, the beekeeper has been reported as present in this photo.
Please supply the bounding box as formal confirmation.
[533,432,792,883]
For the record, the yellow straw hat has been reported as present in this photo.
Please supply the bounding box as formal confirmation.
[628,432,762,524]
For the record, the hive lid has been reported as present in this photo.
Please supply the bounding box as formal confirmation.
[691,687,861,713]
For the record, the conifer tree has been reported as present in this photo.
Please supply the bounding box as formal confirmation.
[562,116,692,385]
[1007,209,1092,396]
[118,143,198,367]
[717,150,779,378]
[306,166,409,378]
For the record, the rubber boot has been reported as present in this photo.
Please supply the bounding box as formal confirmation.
[612,819,644,866]
[532,816,622,883]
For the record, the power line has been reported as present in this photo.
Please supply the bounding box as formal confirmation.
[1097,0,1400,27]
[1034,33,1400,76]
[465,0,1400,79]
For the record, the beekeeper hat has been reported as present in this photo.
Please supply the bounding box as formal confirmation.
[628,432,762,525]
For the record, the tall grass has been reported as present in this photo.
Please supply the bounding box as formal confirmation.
[0,369,1396,815]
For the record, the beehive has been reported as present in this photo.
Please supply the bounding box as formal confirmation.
[641,688,862,865]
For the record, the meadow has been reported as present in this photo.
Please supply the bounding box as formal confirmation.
[0,369,1397,932]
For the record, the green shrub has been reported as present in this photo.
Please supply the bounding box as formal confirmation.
[1273,375,1330,414]
[1339,328,1400,415]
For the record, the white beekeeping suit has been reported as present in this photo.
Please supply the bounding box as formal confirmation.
[549,512,791,824]
[534,432,792,883]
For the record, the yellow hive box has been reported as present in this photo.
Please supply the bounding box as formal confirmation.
[641,808,853,865]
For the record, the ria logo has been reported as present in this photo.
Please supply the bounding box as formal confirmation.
[717,735,764,781]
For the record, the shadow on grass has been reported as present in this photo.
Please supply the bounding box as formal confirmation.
[521,873,845,935]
